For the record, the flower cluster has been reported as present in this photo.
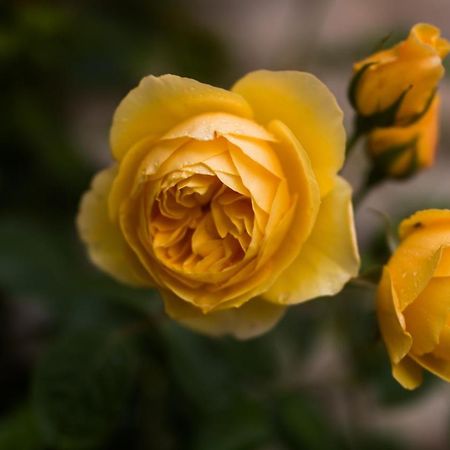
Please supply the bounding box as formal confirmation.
[350,23,449,178]
[77,23,450,390]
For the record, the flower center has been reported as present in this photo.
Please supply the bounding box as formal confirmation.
[150,173,254,273]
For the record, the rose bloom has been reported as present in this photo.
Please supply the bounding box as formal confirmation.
[77,71,360,338]
[377,210,450,389]
[367,95,440,177]
[353,23,449,124]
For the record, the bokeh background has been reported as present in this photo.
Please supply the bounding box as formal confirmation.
[1,1,450,449]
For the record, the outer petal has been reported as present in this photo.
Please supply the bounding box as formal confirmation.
[163,292,286,339]
[412,353,450,382]
[388,234,445,311]
[377,268,412,364]
[232,70,345,196]
[263,176,359,304]
[77,167,152,287]
[403,277,450,355]
[392,357,424,390]
[110,75,253,160]
[399,209,450,240]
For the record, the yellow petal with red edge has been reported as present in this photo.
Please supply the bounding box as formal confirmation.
[403,276,450,355]
[392,357,423,390]
[232,70,345,196]
[111,74,253,160]
[377,268,412,364]
[77,166,152,287]
[263,176,359,304]
[163,291,286,339]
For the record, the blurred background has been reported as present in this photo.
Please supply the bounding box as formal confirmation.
[1,1,450,449]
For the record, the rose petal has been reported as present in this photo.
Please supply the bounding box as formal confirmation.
[77,166,152,287]
[388,233,445,311]
[392,357,424,390]
[377,268,412,365]
[163,292,286,339]
[411,352,450,383]
[403,276,450,355]
[111,74,253,160]
[160,112,276,142]
[263,176,359,304]
[232,70,345,196]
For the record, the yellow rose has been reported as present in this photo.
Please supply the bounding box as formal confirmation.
[367,95,440,178]
[377,209,450,389]
[352,23,449,125]
[77,71,360,338]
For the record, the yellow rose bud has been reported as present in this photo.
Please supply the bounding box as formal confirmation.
[366,95,440,178]
[352,23,449,125]
[77,71,360,338]
[377,210,450,389]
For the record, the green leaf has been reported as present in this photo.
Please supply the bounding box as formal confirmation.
[348,62,375,109]
[355,85,411,134]
[161,323,234,413]
[402,88,436,126]
[0,406,44,450]
[33,328,137,449]
[368,138,418,183]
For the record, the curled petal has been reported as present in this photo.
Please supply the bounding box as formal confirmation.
[263,176,359,304]
[77,166,152,287]
[232,70,345,196]
[377,268,412,365]
[163,292,286,339]
[160,112,276,142]
[403,276,450,355]
[387,235,445,311]
[111,75,253,160]
[432,324,450,361]
[412,352,450,383]
[399,208,450,240]
[392,357,423,390]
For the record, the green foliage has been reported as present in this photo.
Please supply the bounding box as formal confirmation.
[33,329,137,449]
[0,406,44,450]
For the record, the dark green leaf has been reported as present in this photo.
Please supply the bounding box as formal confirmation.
[0,406,44,450]
[33,328,137,449]
[161,323,235,413]
[348,62,375,109]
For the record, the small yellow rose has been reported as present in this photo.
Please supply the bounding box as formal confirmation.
[377,210,450,389]
[353,23,449,124]
[77,71,360,338]
[367,95,440,177]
